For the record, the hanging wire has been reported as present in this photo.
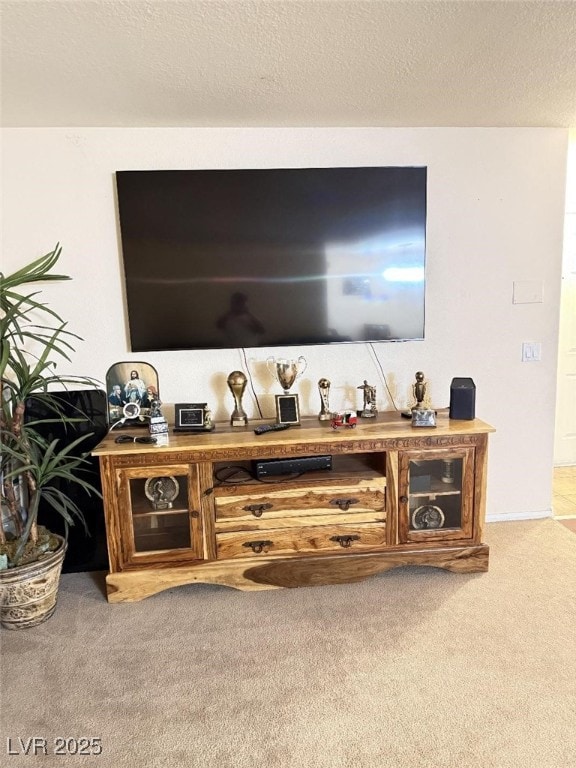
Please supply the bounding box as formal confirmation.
[240,347,264,418]
[368,342,400,411]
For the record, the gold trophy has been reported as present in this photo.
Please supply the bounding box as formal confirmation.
[227,370,248,426]
[318,378,331,421]
[357,380,377,418]
[266,356,307,424]
[411,371,436,427]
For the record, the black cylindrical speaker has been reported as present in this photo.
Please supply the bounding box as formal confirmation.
[449,378,476,420]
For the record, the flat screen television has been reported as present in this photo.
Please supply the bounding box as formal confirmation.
[116,166,427,352]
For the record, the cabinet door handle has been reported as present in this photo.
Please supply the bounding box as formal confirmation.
[330,535,360,548]
[400,495,409,504]
[242,540,273,554]
[243,503,273,517]
[330,497,359,512]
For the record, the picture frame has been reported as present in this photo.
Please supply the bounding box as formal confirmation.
[275,394,300,425]
[174,403,214,432]
[105,361,160,427]
[411,408,437,428]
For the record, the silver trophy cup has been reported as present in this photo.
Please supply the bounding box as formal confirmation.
[266,356,307,394]
[266,356,307,424]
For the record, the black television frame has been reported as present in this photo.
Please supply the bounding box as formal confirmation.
[116,166,427,352]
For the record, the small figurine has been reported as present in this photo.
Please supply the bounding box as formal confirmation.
[318,378,331,421]
[204,408,212,430]
[411,371,436,427]
[357,379,377,418]
[149,397,163,419]
[148,395,169,438]
[412,371,427,409]
[331,411,357,429]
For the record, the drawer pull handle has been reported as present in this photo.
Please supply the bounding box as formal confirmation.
[330,535,360,548]
[242,540,273,554]
[330,498,359,512]
[243,503,273,517]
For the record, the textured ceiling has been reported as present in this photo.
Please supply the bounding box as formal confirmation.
[2,0,576,128]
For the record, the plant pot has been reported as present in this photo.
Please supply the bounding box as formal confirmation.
[0,536,67,630]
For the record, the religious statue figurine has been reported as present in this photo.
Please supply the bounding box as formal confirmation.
[411,371,436,427]
[357,379,377,418]
[318,378,332,421]
[149,397,163,419]
[148,395,169,439]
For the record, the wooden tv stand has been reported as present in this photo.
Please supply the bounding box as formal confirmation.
[93,412,494,603]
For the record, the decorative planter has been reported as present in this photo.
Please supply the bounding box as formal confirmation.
[0,536,67,630]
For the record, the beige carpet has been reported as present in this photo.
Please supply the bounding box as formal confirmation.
[2,520,576,768]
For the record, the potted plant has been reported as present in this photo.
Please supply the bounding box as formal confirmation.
[0,245,101,629]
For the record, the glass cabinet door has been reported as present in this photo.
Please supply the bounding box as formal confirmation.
[398,448,474,542]
[118,465,203,563]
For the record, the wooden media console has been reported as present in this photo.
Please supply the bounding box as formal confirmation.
[92,412,494,603]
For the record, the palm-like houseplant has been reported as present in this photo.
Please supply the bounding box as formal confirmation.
[0,245,101,629]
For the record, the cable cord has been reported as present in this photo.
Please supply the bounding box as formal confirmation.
[114,435,157,444]
[240,347,264,418]
[368,342,400,411]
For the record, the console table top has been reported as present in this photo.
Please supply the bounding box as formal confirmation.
[92,410,495,458]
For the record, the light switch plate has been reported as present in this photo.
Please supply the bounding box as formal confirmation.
[522,342,542,362]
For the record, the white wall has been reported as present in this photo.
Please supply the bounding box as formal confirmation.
[1,127,568,519]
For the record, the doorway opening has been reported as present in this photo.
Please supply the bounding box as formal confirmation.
[553,131,576,527]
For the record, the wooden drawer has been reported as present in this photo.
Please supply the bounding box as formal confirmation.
[215,509,385,533]
[216,522,387,560]
[214,478,386,522]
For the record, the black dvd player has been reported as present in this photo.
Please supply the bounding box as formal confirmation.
[253,454,332,479]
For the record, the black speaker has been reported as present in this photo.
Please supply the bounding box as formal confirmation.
[449,378,476,420]
[25,389,109,573]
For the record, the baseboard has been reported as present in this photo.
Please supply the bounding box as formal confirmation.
[486,509,553,523]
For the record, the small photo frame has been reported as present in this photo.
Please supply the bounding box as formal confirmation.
[174,403,214,432]
[275,394,300,425]
[411,408,437,428]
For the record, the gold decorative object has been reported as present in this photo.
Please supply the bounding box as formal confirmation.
[413,371,426,409]
[411,371,436,427]
[357,380,377,418]
[227,370,248,426]
[318,378,331,421]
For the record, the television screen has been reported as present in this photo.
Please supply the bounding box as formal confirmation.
[116,167,427,351]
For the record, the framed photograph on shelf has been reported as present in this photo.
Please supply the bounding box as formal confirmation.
[105,361,160,427]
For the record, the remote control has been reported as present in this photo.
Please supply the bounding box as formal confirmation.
[254,423,291,435]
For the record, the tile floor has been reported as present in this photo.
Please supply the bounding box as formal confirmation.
[553,465,576,534]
